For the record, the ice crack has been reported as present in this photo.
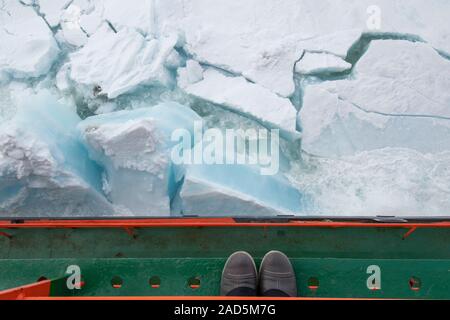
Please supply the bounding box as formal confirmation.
[337,95,450,122]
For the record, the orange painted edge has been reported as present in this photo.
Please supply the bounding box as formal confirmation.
[1,218,450,229]
[402,227,418,239]
[26,296,384,301]
[0,280,51,300]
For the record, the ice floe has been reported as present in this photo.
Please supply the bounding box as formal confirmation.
[184,69,298,135]
[0,0,59,80]
[176,163,309,217]
[0,91,113,217]
[166,0,450,99]
[177,60,204,89]
[295,52,352,75]
[68,24,181,99]
[299,40,450,157]
[57,3,88,47]
[96,0,155,36]
[78,102,201,216]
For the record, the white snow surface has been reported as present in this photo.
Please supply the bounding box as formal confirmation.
[177,60,204,89]
[0,0,59,80]
[164,0,450,97]
[300,40,450,157]
[295,52,352,75]
[37,0,72,27]
[184,69,298,134]
[68,24,181,99]
[57,3,88,47]
[338,40,450,117]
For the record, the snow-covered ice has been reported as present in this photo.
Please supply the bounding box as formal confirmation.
[68,24,181,99]
[164,0,450,98]
[0,0,59,80]
[57,3,89,47]
[295,52,352,75]
[337,40,450,117]
[37,0,72,27]
[184,69,298,135]
[177,60,204,89]
[299,40,450,157]
[90,0,155,36]
[1,0,450,217]
[300,85,450,157]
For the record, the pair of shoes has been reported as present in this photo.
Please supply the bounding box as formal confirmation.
[220,251,297,297]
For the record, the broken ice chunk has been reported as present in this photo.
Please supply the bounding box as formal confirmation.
[99,0,155,36]
[66,0,155,36]
[299,40,450,157]
[184,69,298,136]
[176,163,308,217]
[338,40,450,117]
[79,5,103,35]
[68,24,181,99]
[0,91,113,217]
[299,84,450,157]
[295,52,352,75]
[174,0,450,99]
[55,64,72,92]
[77,102,201,216]
[179,0,306,97]
[0,1,59,80]
[37,0,72,27]
[57,4,88,47]
[56,27,88,48]
[177,60,204,89]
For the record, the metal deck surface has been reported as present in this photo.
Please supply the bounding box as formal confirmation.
[1,218,450,299]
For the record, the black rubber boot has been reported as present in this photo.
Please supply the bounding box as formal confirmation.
[259,251,297,297]
[220,251,258,296]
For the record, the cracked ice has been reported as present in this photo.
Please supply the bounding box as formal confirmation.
[0,0,450,217]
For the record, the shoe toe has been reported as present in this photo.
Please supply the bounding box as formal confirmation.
[225,252,257,276]
[259,251,297,297]
[221,251,257,296]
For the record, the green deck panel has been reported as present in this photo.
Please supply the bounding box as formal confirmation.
[1,258,450,298]
[1,225,450,298]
